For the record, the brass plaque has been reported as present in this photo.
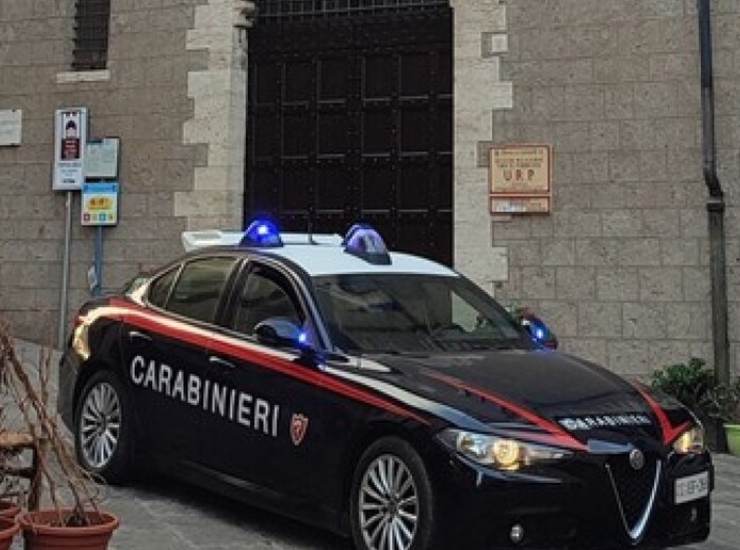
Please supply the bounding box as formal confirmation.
[490,144,551,195]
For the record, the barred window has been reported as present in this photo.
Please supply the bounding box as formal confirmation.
[73,0,111,70]
[257,0,448,20]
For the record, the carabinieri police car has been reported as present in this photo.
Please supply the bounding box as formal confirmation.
[59,221,712,550]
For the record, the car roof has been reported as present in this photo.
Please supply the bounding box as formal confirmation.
[265,244,459,278]
[181,229,459,278]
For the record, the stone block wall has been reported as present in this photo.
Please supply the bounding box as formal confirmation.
[479,0,740,375]
[0,0,246,344]
[451,0,511,291]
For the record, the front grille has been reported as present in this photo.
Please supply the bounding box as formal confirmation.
[607,453,658,530]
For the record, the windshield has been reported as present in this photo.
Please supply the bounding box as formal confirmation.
[313,274,532,354]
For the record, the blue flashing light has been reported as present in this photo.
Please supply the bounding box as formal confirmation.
[343,224,392,265]
[527,316,558,349]
[298,332,308,345]
[241,219,283,248]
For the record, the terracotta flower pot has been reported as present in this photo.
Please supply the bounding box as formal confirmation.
[0,501,19,519]
[19,509,119,550]
[0,517,20,550]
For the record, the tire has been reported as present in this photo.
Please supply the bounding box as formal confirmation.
[350,436,438,550]
[74,370,135,484]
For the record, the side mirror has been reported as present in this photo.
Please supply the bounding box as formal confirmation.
[254,318,306,350]
[514,307,559,350]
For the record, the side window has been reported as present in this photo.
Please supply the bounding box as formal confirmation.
[166,258,237,323]
[147,267,179,308]
[233,265,304,337]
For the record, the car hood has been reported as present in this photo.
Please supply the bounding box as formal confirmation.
[352,349,693,447]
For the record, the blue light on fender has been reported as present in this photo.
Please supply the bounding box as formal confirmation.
[241,220,283,248]
[343,224,392,265]
[527,316,556,349]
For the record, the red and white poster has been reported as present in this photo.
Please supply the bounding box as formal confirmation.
[53,107,88,191]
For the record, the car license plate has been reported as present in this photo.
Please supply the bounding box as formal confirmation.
[675,471,709,504]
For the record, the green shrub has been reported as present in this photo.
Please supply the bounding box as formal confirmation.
[651,358,740,423]
[651,358,714,413]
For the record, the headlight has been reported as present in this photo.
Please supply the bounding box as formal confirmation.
[672,425,705,454]
[439,429,573,471]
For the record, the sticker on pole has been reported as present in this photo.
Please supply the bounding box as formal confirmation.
[82,182,119,226]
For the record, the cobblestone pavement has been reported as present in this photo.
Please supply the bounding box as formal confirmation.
[94,454,739,549]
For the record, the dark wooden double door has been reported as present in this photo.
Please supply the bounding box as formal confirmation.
[246,7,453,264]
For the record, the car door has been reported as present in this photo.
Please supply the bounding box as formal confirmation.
[120,264,180,452]
[124,256,239,466]
[204,261,329,494]
[206,261,416,525]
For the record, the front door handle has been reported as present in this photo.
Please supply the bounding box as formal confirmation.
[209,356,236,370]
[128,330,152,342]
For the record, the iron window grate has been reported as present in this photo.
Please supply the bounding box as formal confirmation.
[72,0,111,71]
[256,0,449,20]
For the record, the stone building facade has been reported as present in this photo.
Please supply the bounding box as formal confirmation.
[0,0,247,343]
[482,0,740,376]
[0,0,738,377]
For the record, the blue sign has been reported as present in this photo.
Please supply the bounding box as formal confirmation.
[81,181,119,227]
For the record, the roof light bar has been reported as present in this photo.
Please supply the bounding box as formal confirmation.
[182,230,243,252]
[343,224,392,265]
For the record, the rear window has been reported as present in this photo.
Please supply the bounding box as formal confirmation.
[165,257,237,323]
[147,268,178,308]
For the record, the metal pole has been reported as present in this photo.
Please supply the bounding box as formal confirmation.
[57,191,73,349]
[94,226,104,297]
[698,0,730,452]
[708,200,730,387]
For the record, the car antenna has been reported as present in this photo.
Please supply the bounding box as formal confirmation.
[307,215,317,245]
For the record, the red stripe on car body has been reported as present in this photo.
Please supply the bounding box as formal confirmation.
[107,298,429,425]
[426,371,587,452]
[633,384,691,445]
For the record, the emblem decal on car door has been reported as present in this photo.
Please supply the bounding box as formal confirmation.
[290,414,309,446]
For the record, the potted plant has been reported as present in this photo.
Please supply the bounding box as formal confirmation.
[0,326,119,549]
[704,378,740,457]
[651,358,739,453]
[727,419,740,457]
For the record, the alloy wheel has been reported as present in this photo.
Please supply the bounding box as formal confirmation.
[79,382,121,469]
[359,454,419,550]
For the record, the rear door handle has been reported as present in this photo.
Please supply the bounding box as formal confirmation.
[209,356,236,370]
[128,330,152,342]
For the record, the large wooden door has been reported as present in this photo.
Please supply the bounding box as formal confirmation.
[247,1,453,265]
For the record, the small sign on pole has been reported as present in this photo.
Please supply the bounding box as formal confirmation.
[81,181,119,226]
[85,137,120,179]
[53,107,88,191]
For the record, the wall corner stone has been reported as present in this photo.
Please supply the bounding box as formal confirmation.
[177,0,252,230]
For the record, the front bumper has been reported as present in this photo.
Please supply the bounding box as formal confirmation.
[430,444,712,549]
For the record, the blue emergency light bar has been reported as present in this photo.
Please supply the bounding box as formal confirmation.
[241,220,283,248]
[237,219,392,265]
[343,224,392,265]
